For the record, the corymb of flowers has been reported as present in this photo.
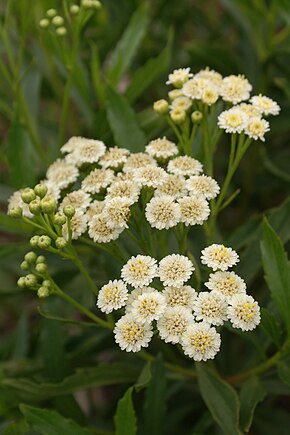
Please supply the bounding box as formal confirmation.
[8,66,279,362]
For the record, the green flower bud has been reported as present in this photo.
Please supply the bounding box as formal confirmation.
[56,26,67,36]
[191,110,203,123]
[170,109,186,125]
[8,206,23,218]
[17,276,26,288]
[35,262,48,274]
[81,0,93,8]
[24,251,37,264]
[46,8,57,17]
[29,198,41,215]
[21,188,36,204]
[37,286,50,298]
[52,15,64,26]
[92,0,102,9]
[70,4,80,14]
[37,235,51,249]
[41,196,57,214]
[36,255,46,264]
[63,205,75,218]
[30,235,40,248]
[24,273,38,288]
[39,18,50,28]
[153,99,169,115]
[20,261,30,271]
[168,89,183,101]
[34,184,48,199]
[54,212,66,226]
[55,237,67,249]
[42,279,51,288]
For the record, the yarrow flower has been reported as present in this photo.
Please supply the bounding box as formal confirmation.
[88,215,123,243]
[170,96,192,111]
[167,156,203,177]
[123,152,157,172]
[205,271,246,297]
[250,94,280,116]
[185,175,220,200]
[106,180,140,203]
[81,169,114,194]
[220,74,252,104]
[218,108,248,134]
[114,314,153,352]
[63,211,87,240]
[145,137,178,160]
[145,195,180,230]
[103,197,132,229]
[134,165,167,188]
[125,287,155,314]
[245,117,270,141]
[178,195,210,226]
[201,244,239,271]
[60,190,91,213]
[131,290,166,324]
[97,280,128,314]
[99,147,129,169]
[162,285,197,310]
[166,67,193,87]
[154,174,187,199]
[46,159,78,190]
[227,294,260,331]
[193,291,228,326]
[121,255,158,287]
[159,254,194,287]
[65,138,106,166]
[181,322,221,361]
[157,306,193,344]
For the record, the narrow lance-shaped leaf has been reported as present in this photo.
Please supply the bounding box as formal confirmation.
[239,376,266,432]
[114,387,137,435]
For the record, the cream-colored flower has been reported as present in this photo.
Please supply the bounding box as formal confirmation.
[60,136,82,154]
[185,175,220,200]
[86,200,105,220]
[121,255,158,288]
[88,214,123,243]
[170,96,192,112]
[162,285,197,309]
[133,166,167,188]
[125,286,155,314]
[181,322,221,361]
[103,196,132,229]
[154,174,187,199]
[159,254,194,287]
[131,290,166,323]
[60,189,91,213]
[237,103,262,118]
[205,271,246,298]
[227,294,260,331]
[97,280,128,313]
[245,117,270,141]
[182,77,210,100]
[250,95,280,116]
[201,244,239,271]
[106,180,140,203]
[46,159,79,190]
[193,291,228,326]
[114,314,153,352]
[166,68,193,88]
[195,67,223,86]
[65,138,106,166]
[145,137,178,160]
[81,169,115,194]
[39,180,61,202]
[178,195,210,226]
[157,306,193,344]
[167,156,203,177]
[220,74,252,104]
[145,195,180,230]
[201,87,219,106]
[218,108,248,134]
[99,147,129,169]
[168,89,184,101]
[123,152,157,173]
[62,211,87,240]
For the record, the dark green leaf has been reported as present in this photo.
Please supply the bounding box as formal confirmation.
[277,360,290,388]
[239,376,266,432]
[107,4,149,85]
[260,308,282,347]
[114,387,137,435]
[12,313,28,360]
[261,218,290,331]
[2,420,29,435]
[261,145,290,182]
[20,404,92,435]
[106,84,146,151]
[196,363,240,435]
[134,361,151,392]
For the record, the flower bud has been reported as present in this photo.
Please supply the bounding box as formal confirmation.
[29,198,41,215]
[92,0,102,9]
[24,251,37,264]
[20,261,30,271]
[17,276,26,288]
[21,188,36,204]
[42,279,51,288]
[56,27,67,36]
[70,4,80,14]
[170,109,186,125]
[191,110,203,123]
[168,89,183,101]
[24,274,38,288]
[37,235,51,249]
[41,196,57,214]
[37,286,50,298]
[153,99,169,115]
[39,18,50,28]
[55,237,67,249]
[30,235,40,248]
[52,16,64,26]
[46,8,57,17]
[53,212,66,226]
[63,205,75,218]
[36,255,46,264]
[35,262,48,274]
[8,206,22,218]
[34,184,48,199]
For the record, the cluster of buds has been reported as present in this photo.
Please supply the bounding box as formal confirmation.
[81,0,102,9]
[17,252,52,298]
[153,98,203,126]
[39,8,67,36]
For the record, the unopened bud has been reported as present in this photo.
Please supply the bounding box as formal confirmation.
[8,206,22,218]
[168,89,183,101]
[30,235,40,248]
[35,263,48,274]
[20,261,30,271]
[52,16,64,26]
[37,286,50,298]
[191,110,203,123]
[37,235,51,249]
[17,276,26,288]
[21,188,36,204]
[63,205,75,218]
[24,274,38,288]
[54,212,66,226]
[70,5,80,14]
[46,8,57,17]
[170,109,186,125]
[153,99,169,115]
[55,237,67,249]
[24,251,37,264]
[34,184,48,199]
[29,198,41,215]
[41,196,57,214]
[42,279,51,288]
[36,255,46,264]
[39,18,50,28]
[56,27,67,36]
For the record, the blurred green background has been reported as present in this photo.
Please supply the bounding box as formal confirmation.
[1,0,290,433]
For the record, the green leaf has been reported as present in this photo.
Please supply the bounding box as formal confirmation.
[277,360,290,388]
[134,361,151,392]
[261,217,290,331]
[125,30,173,103]
[239,376,266,432]
[90,43,106,104]
[260,308,282,347]
[114,387,137,435]
[261,145,290,182]
[106,84,146,151]
[2,420,29,435]
[107,3,149,85]
[141,355,166,435]
[196,363,240,435]
[20,404,92,435]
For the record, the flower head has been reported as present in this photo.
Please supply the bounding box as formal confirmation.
[86,200,105,219]
[205,271,246,297]
[181,322,221,361]
[62,211,87,240]
[185,175,220,200]
[65,138,106,166]
[145,195,180,230]
[178,195,210,226]
[103,196,132,229]
[134,166,167,188]
[60,190,91,213]
[154,174,187,199]
[245,117,270,141]
[157,306,193,344]
[114,314,153,352]
[218,108,248,134]
[201,244,239,271]
[125,286,155,314]
[46,159,79,190]
[163,285,197,309]
[227,294,260,331]
[81,169,114,194]
[131,290,166,323]
[166,68,193,87]
[97,280,128,313]
[167,156,203,177]
[121,255,158,288]
[220,74,252,104]
[145,137,178,160]
[193,291,228,326]
[106,180,140,203]
[88,214,123,243]
[170,96,192,112]
[250,95,280,116]
[123,152,157,173]
[99,147,129,169]
[159,254,194,287]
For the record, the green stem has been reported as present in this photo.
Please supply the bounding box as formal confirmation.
[66,245,98,296]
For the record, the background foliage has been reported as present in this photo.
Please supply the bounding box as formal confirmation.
[0,0,290,433]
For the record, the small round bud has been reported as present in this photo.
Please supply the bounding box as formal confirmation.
[92,0,102,9]
[56,27,67,36]
[37,235,51,249]
[30,235,40,248]
[42,279,51,288]
[191,110,203,123]
[53,212,66,226]
[52,16,64,26]
[63,205,75,219]
[55,237,67,249]
[24,274,38,288]
[46,8,57,17]
[29,198,41,215]
[41,196,57,214]
[35,263,48,274]
[24,251,37,264]
[34,184,48,199]
[20,261,30,271]
[21,188,36,204]
[70,4,80,14]
[37,286,50,298]
[81,0,93,8]
[17,277,26,288]
[168,89,183,101]
[170,109,186,125]
[153,99,169,115]
[36,255,46,264]
[8,206,22,218]
[39,18,50,28]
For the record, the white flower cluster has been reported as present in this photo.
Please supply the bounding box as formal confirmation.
[96,247,260,361]
[165,67,280,141]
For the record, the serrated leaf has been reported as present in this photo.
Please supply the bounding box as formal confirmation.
[114,387,137,435]
[239,376,266,432]
[261,218,290,332]
[196,363,240,435]
[107,3,149,85]
[20,404,92,435]
[106,84,146,151]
